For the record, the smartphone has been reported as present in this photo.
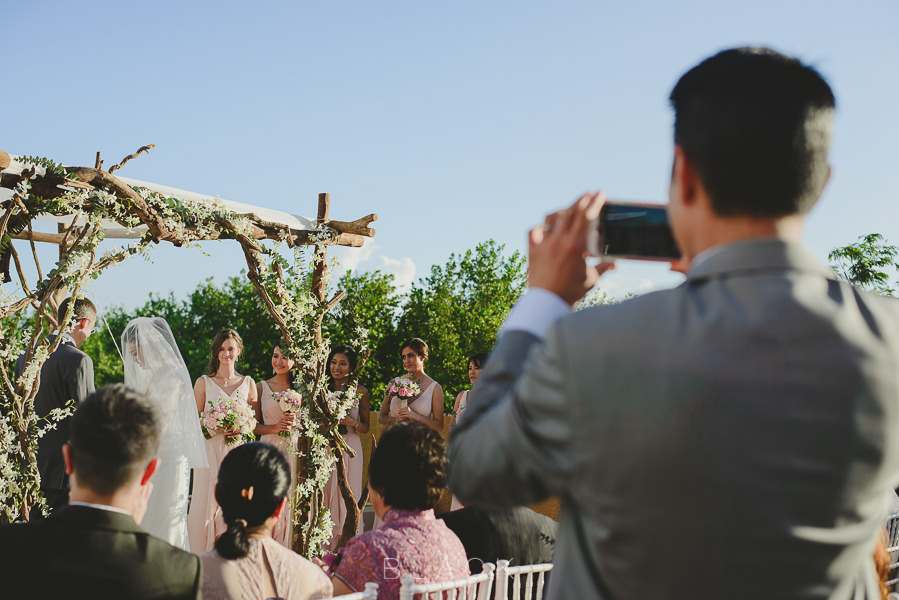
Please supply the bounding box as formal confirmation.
[588,201,681,260]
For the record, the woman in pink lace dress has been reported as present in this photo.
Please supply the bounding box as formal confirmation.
[201,442,332,600]
[255,343,300,546]
[323,345,370,550]
[329,423,469,598]
[377,338,444,433]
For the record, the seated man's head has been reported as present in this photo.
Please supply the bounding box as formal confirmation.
[63,385,160,509]
[58,296,97,347]
[368,422,446,516]
[667,47,836,256]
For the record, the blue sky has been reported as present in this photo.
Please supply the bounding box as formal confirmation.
[3,1,898,313]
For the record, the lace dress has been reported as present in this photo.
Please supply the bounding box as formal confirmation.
[187,375,254,553]
[258,381,299,547]
[332,508,469,598]
[201,537,332,600]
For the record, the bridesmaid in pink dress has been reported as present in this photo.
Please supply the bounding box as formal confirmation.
[378,338,445,433]
[255,343,300,547]
[322,345,370,550]
[187,328,258,554]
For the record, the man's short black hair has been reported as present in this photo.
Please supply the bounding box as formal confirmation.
[68,385,160,496]
[670,47,835,218]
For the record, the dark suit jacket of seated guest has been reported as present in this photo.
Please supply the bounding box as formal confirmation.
[438,505,557,573]
[0,505,202,599]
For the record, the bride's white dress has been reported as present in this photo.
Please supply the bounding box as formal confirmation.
[123,318,207,551]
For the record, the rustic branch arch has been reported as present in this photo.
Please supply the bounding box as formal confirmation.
[0,146,372,555]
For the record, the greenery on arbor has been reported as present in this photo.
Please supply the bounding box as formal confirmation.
[0,147,376,555]
[828,233,899,296]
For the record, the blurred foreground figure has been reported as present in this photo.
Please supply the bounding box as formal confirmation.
[448,47,899,599]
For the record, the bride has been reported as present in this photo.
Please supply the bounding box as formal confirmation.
[122,317,207,550]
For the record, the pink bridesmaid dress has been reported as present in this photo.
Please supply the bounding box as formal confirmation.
[323,401,365,551]
[187,375,253,553]
[258,381,299,547]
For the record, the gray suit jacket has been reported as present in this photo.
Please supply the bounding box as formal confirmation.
[15,334,95,490]
[448,239,899,600]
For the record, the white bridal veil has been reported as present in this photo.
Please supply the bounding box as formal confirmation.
[122,317,207,468]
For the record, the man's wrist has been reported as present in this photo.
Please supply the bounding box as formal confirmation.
[501,288,572,340]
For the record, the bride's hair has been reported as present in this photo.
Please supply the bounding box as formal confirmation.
[214,442,290,559]
[206,328,244,376]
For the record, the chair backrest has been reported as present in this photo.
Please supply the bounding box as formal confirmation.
[493,560,553,600]
[398,562,495,600]
[333,582,379,600]
[886,513,899,589]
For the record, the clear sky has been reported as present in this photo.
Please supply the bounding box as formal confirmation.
[3,1,898,312]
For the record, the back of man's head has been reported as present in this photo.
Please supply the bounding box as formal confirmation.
[670,47,835,219]
[68,385,160,496]
[58,296,97,328]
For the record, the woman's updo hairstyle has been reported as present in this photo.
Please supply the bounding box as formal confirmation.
[213,442,290,559]
[207,328,244,376]
[400,338,428,361]
[368,422,446,511]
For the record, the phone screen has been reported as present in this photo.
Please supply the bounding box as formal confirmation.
[597,202,681,260]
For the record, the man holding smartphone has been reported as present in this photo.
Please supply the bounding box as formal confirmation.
[448,47,899,599]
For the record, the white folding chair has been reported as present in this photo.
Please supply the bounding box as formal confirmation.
[885,513,899,589]
[493,560,553,600]
[398,562,495,600]
[333,582,379,600]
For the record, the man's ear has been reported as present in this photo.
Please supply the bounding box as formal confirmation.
[140,458,159,486]
[672,145,701,208]
[62,443,74,476]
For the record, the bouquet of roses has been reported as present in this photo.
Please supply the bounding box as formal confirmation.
[387,377,421,406]
[201,395,257,447]
[274,389,303,439]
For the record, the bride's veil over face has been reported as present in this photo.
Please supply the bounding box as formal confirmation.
[122,317,208,468]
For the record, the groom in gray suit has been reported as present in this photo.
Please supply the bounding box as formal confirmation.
[15,296,96,515]
[448,48,899,599]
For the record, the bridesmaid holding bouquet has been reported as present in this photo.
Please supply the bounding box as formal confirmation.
[187,328,258,553]
[255,343,301,547]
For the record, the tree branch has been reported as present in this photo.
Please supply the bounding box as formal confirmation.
[108,144,155,174]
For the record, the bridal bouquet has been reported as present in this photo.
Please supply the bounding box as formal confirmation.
[274,389,303,439]
[201,395,257,447]
[388,378,421,403]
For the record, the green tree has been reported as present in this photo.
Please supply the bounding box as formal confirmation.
[85,274,281,387]
[828,233,899,296]
[396,240,526,410]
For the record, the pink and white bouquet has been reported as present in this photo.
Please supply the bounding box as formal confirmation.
[202,395,257,447]
[274,389,303,439]
[388,377,421,405]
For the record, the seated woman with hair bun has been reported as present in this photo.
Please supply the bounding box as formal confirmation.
[200,442,332,600]
[329,422,469,598]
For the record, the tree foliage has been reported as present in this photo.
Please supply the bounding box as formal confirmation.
[828,233,899,296]
[396,240,526,407]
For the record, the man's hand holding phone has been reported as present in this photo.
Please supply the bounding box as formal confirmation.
[528,192,615,306]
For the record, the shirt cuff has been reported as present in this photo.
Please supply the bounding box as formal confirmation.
[501,288,572,340]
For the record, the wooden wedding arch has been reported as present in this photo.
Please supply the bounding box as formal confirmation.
[0,146,374,555]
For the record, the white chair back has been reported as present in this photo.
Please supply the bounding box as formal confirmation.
[333,581,379,600]
[886,513,899,589]
[398,562,495,600]
[493,560,553,600]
